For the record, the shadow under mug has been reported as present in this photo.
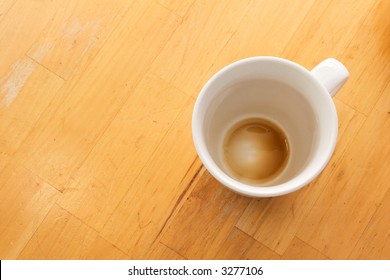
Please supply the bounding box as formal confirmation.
[192,56,349,197]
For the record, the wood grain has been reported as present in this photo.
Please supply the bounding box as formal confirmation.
[296,82,390,259]
[100,98,198,258]
[58,73,188,231]
[282,237,329,260]
[151,0,252,96]
[282,0,379,69]
[27,0,145,80]
[0,0,59,78]
[16,1,179,191]
[0,0,389,260]
[349,186,390,259]
[0,0,15,23]
[0,164,59,259]
[337,0,390,115]
[160,171,251,259]
[18,205,128,259]
[156,0,195,17]
[205,0,317,82]
[0,61,63,171]
[147,243,186,260]
[215,227,280,260]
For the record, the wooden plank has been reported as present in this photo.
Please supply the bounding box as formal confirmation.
[0,59,63,172]
[204,0,316,90]
[58,73,188,231]
[0,0,388,261]
[282,237,329,260]
[147,243,186,260]
[0,0,59,77]
[0,0,65,171]
[100,99,199,258]
[159,171,251,259]
[236,99,366,255]
[79,236,128,260]
[215,227,280,260]
[350,188,390,259]
[282,0,378,70]
[296,83,390,259]
[156,0,195,17]
[28,0,147,80]
[0,0,15,23]
[17,205,128,259]
[0,165,59,259]
[16,2,180,191]
[150,0,252,96]
[337,0,390,115]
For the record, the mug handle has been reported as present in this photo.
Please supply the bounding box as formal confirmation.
[311,58,349,97]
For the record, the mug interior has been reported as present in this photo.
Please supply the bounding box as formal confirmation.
[207,79,316,185]
[193,57,338,196]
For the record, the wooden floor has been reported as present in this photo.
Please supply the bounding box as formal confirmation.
[0,0,389,260]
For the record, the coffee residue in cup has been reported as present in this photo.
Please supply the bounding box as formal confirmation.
[223,118,289,185]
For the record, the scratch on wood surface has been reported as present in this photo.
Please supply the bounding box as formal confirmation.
[153,164,204,243]
[0,58,36,107]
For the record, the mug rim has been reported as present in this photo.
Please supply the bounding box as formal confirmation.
[192,56,338,197]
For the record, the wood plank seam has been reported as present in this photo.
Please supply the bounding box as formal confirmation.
[23,167,63,194]
[334,97,369,117]
[362,80,390,116]
[291,236,331,259]
[24,1,152,82]
[153,0,195,19]
[96,94,193,233]
[233,226,282,258]
[36,6,185,189]
[26,55,65,82]
[94,235,131,259]
[2,0,388,260]
[17,202,132,259]
[159,241,188,260]
[34,25,190,190]
[16,193,61,259]
[0,57,64,162]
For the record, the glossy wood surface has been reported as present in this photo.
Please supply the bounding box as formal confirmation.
[0,0,389,259]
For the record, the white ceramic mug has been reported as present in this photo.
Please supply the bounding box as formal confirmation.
[192,57,349,197]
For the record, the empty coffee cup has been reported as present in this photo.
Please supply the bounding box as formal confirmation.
[192,57,349,197]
